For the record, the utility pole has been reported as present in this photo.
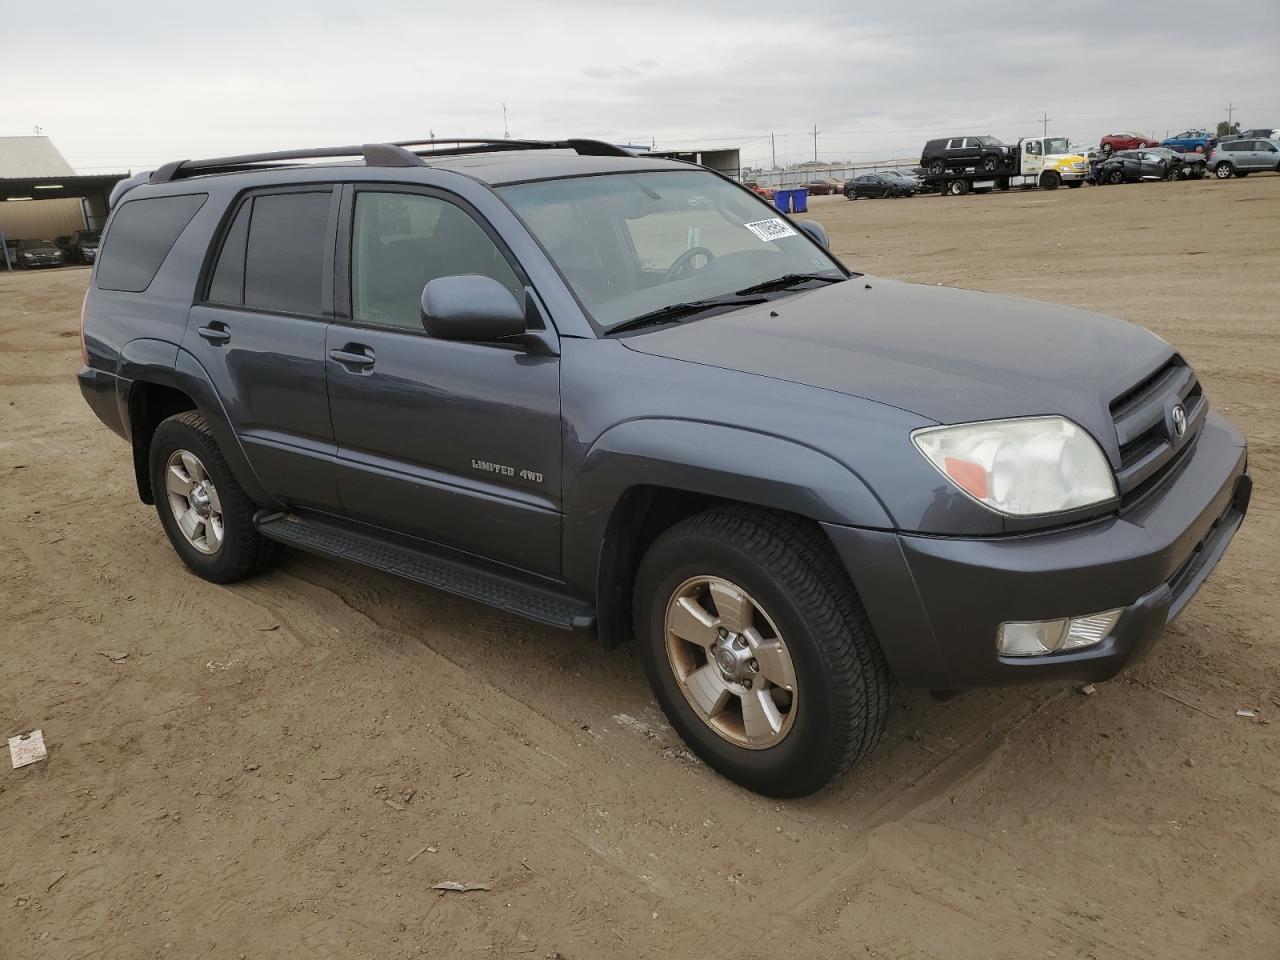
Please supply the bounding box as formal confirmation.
[1041,112,1050,138]
[771,132,776,169]
[502,102,509,139]
[812,124,819,163]
[1225,102,1236,128]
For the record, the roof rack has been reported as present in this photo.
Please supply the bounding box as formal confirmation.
[149,138,633,183]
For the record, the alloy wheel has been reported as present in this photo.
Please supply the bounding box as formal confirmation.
[164,449,224,555]
[663,575,798,749]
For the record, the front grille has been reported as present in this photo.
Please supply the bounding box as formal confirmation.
[1110,355,1207,507]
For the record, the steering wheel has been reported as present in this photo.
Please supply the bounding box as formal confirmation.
[663,246,716,282]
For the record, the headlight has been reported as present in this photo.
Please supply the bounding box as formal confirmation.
[911,416,1116,516]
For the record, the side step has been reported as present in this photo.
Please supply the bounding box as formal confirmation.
[255,512,596,634]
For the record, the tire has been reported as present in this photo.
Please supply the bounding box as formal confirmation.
[633,507,891,797]
[981,154,999,172]
[844,189,856,200]
[1215,162,1234,179]
[149,410,277,584]
[1040,170,1061,190]
[927,159,945,176]
[1066,180,1083,188]
[946,179,969,196]
[1101,143,1114,157]
[1107,168,1125,185]
[1165,167,1180,182]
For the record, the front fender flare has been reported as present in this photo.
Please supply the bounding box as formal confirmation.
[562,418,894,594]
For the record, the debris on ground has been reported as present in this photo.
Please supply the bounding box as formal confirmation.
[406,843,437,863]
[1078,683,1097,696]
[97,650,129,662]
[432,880,492,893]
[8,730,47,769]
[1236,709,1258,719]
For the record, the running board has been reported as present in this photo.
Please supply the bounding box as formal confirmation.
[254,512,596,634]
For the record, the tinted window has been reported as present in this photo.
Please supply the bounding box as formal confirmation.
[351,192,521,330]
[206,201,250,305]
[96,194,207,292]
[244,191,331,316]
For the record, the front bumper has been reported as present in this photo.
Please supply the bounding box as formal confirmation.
[825,411,1250,689]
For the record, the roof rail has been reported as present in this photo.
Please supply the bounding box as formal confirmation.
[149,138,633,184]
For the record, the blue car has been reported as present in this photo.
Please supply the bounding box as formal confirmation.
[1161,130,1217,155]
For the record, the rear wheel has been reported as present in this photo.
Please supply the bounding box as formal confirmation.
[149,410,277,583]
[1215,162,1234,179]
[946,179,969,196]
[634,507,891,797]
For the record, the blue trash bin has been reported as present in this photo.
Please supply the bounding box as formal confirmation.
[773,189,792,213]
[791,187,809,213]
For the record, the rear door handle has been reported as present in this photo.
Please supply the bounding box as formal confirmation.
[197,322,231,345]
[329,345,376,369]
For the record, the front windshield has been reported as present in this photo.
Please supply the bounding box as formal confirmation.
[19,239,52,249]
[977,136,1004,146]
[498,170,843,330]
[1043,138,1071,155]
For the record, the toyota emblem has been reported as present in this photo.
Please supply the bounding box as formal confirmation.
[1171,404,1187,438]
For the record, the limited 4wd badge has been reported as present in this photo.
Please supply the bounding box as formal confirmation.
[744,218,798,242]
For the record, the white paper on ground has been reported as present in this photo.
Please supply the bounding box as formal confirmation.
[9,729,47,769]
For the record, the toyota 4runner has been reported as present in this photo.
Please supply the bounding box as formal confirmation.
[79,138,1250,796]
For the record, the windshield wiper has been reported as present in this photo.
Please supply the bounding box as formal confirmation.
[734,273,845,296]
[606,295,768,335]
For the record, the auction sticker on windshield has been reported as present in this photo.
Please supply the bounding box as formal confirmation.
[744,218,798,242]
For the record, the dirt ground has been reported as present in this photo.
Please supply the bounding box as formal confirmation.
[2,173,1278,960]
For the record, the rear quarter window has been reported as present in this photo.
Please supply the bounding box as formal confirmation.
[96,194,207,292]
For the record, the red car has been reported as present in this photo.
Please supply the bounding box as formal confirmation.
[1100,132,1160,156]
[742,180,775,200]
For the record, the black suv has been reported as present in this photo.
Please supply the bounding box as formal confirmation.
[920,136,1012,175]
[79,137,1250,796]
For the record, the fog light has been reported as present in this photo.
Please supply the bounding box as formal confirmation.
[998,609,1123,657]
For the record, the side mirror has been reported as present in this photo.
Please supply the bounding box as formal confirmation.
[796,220,829,250]
[420,274,526,342]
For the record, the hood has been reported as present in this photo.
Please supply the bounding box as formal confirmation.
[619,277,1172,455]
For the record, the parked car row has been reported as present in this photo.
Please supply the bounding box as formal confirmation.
[2,229,100,269]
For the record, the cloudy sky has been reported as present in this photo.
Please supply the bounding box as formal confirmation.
[3,0,1278,172]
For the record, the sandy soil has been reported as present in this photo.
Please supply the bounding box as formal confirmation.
[2,173,1278,960]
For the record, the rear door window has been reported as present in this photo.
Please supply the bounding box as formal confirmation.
[243,191,332,316]
[206,201,250,305]
[96,194,207,292]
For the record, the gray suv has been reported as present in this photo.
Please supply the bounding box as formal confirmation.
[1211,138,1280,178]
[78,138,1251,796]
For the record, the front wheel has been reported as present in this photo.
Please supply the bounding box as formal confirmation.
[1215,162,1234,179]
[927,159,945,176]
[1040,170,1061,190]
[634,507,891,797]
[149,410,277,583]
